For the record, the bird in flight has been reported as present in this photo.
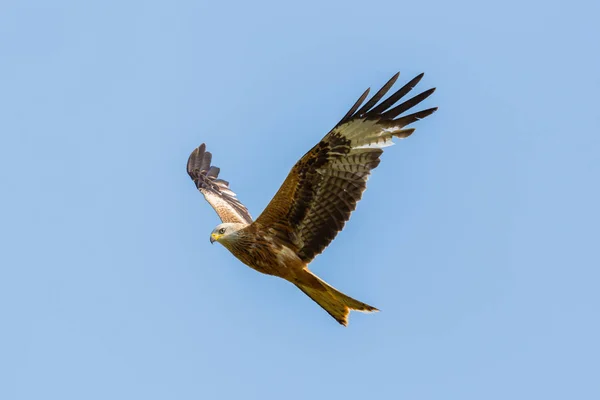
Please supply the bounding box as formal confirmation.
[187,72,436,326]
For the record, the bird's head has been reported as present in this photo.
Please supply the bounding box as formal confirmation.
[210,223,246,245]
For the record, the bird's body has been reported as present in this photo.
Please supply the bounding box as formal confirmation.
[214,222,303,279]
[211,221,378,324]
[188,72,437,325]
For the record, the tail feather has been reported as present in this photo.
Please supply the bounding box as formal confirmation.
[295,271,378,326]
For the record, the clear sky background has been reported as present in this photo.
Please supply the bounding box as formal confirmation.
[1,1,599,399]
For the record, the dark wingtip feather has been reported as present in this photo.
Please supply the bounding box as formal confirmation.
[187,144,205,178]
[354,72,400,117]
[337,87,370,125]
[335,72,437,127]
[367,73,426,116]
[187,143,215,182]
[393,107,438,127]
[200,151,212,172]
[207,166,220,178]
[380,87,437,120]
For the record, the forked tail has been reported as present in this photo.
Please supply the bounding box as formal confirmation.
[295,270,378,326]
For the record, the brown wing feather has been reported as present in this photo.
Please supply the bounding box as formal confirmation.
[255,73,436,262]
[187,144,252,224]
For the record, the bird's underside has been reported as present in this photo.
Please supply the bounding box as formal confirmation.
[187,72,437,326]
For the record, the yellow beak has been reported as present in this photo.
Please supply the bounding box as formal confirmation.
[210,233,222,244]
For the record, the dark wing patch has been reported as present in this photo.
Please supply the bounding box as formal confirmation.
[187,144,252,224]
[255,73,436,263]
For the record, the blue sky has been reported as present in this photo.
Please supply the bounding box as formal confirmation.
[1,0,599,399]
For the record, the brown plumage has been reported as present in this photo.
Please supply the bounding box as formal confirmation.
[187,72,437,326]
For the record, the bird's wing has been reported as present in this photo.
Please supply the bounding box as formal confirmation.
[255,72,436,263]
[187,144,252,224]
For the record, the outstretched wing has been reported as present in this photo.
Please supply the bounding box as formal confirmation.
[255,72,436,263]
[187,144,252,224]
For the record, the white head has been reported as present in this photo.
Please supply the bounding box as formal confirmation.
[209,222,246,245]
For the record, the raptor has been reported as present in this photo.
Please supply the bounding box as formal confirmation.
[187,72,436,325]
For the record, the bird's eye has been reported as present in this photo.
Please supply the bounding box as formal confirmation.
[219,228,226,235]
